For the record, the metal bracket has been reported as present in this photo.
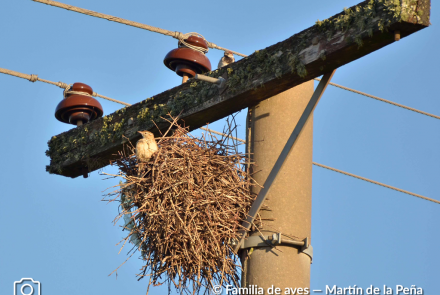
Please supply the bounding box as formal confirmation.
[301,237,313,263]
[193,74,226,88]
[233,234,313,263]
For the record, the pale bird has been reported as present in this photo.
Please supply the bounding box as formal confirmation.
[218,51,235,69]
[136,131,158,168]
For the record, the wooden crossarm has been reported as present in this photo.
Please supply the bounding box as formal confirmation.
[46,0,431,178]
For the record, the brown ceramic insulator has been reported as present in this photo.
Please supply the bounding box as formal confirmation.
[68,82,94,95]
[55,82,104,125]
[69,111,91,125]
[175,64,197,77]
[164,47,211,78]
[180,35,209,50]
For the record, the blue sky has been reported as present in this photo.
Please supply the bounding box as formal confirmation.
[0,0,439,294]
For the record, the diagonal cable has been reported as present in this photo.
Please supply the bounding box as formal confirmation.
[199,127,245,143]
[2,64,434,205]
[0,67,131,106]
[315,78,440,120]
[29,0,440,120]
[198,127,439,205]
[4,65,440,124]
[32,0,247,57]
[313,162,440,205]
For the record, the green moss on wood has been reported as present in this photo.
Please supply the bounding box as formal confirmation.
[45,0,429,177]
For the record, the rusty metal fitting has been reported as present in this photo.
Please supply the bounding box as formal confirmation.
[231,234,313,263]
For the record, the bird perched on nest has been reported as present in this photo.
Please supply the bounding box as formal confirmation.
[218,51,235,69]
[136,131,158,170]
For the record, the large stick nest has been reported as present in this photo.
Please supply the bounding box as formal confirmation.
[106,116,257,294]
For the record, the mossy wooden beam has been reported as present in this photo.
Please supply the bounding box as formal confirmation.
[46,0,430,178]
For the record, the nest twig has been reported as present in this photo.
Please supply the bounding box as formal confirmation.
[104,115,258,294]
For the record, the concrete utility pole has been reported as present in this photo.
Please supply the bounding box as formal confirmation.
[243,81,314,290]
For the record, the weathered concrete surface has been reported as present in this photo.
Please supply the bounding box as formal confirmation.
[243,81,314,291]
[46,0,431,178]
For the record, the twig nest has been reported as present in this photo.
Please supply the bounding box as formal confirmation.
[107,117,256,294]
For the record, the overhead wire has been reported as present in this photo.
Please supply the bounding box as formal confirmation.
[196,128,439,205]
[0,67,131,106]
[199,127,245,143]
[2,68,436,204]
[32,0,247,57]
[3,64,440,124]
[3,2,439,204]
[29,0,440,121]
[313,162,440,205]
[315,78,440,120]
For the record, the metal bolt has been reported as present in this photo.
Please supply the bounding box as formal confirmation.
[193,74,226,88]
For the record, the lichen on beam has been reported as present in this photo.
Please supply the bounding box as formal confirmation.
[46,0,430,178]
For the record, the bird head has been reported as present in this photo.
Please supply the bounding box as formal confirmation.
[138,130,155,139]
[225,51,234,59]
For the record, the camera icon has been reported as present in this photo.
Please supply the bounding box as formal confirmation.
[13,278,41,295]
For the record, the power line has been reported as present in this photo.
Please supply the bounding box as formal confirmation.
[0,67,131,106]
[18,4,440,120]
[1,67,70,89]
[314,162,440,205]
[3,62,433,205]
[199,127,245,143]
[32,0,247,58]
[0,67,244,142]
[198,127,439,205]
[4,64,440,124]
[27,0,440,121]
[315,78,440,121]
